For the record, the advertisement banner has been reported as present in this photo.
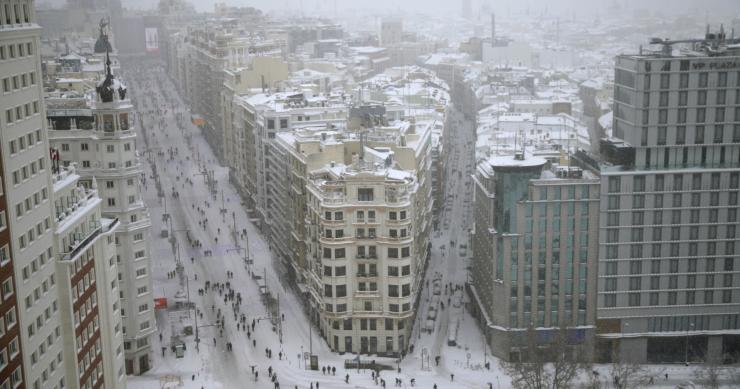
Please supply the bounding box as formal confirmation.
[145,27,159,53]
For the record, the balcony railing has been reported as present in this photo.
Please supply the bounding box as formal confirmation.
[60,224,102,262]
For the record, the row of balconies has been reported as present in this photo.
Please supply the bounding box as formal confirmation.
[319,234,413,243]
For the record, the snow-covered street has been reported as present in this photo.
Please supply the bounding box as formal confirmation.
[114,60,732,389]
[118,61,514,389]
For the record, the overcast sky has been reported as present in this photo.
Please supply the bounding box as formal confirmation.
[36,0,740,21]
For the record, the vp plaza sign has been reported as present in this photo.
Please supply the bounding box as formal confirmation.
[692,61,740,70]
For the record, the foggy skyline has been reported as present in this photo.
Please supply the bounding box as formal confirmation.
[37,0,740,21]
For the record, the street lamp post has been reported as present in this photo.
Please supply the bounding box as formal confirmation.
[185,277,200,349]
[227,247,250,273]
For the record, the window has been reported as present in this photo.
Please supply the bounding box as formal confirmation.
[699,72,708,87]
[120,114,129,131]
[608,176,621,193]
[714,125,724,143]
[604,295,616,307]
[676,126,685,144]
[358,188,373,201]
[2,279,13,299]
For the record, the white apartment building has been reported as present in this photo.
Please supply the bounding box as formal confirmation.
[0,1,67,387]
[46,56,155,374]
[598,32,740,363]
[229,92,348,230]
[52,165,125,388]
[274,122,432,356]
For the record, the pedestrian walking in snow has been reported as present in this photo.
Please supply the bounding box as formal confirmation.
[345,374,349,383]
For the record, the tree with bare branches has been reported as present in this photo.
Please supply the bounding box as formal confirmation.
[500,326,591,389]
[693,357,722,389]
[608,348,656,389]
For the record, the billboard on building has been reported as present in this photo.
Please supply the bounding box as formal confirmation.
[145,27,159,53]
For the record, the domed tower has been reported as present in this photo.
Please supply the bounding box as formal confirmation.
[89,51,155,375]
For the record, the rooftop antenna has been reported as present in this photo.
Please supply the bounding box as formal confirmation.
[359,127,366,165]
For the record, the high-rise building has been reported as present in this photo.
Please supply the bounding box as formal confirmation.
[52,166,126,388]
[0,1,67,387]
[470,154,600,361]
[598,31,740,363]
[46,54,155,374]
[1,2,128,387]
[491,13,495,43]
[0,141,24,389]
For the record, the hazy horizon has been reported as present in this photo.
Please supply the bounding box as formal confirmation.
[36,0,740,20]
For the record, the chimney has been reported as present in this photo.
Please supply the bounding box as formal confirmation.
[491,13,496,43]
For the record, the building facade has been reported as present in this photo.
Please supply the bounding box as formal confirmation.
[0,135,24,388]
[229,92,348,232]
[271,122,432,356]
[470,154,600,361]
[0,1,66,387]
[52,166,125,389]
[46,59,155,374]
[598,32,740,363]
[1,2,128,386]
